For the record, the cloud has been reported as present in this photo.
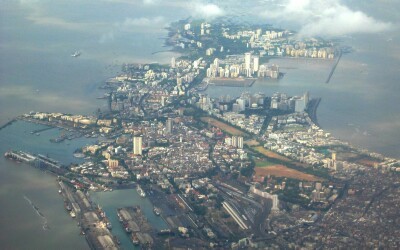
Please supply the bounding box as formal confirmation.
[143,0,157,4]
[192,3,225,19]
[260,0,392,37]
[99,32,115,44]
[117,16,165,30]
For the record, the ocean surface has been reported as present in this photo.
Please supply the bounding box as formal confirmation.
[0,0,399,249]
[0,121,94,249]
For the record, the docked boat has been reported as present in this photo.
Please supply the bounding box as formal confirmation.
[117,212,123,222]
[114,236,121,245]
[153,206,161,216]
[131,233,140,245]
[64,201,72,211]
[125,226,131,233]
[70,210,76,218]
[137,185,146,197]
[73,153,85,158]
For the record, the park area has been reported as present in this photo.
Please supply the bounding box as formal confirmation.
[254,163,322,181]
[253,146,292,162]
[200,117,247,136]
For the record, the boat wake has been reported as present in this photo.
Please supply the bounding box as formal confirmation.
[23,195,50,231]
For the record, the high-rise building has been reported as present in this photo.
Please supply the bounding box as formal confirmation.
[171,57,176,68]
[213,58,219,69]
[331,152,337,161]
[244,52,251,71]
[232,136,238,148]
[133,136,142,155]
[253,56,259,72]
[237,136,244,149]
[304,91,309,108]
[237,98,246,111]
[166,118,173,134]
[225,137,232,146]
[295,98,306,112]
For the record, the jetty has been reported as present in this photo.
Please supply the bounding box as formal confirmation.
[326,49,342,84]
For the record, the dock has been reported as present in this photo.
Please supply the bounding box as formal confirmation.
[326,49,342,84]
[58,181,119,250]
[117,206,155,248]
[4,150,67,175]
[0,118,17,131]
[209,77,256,87]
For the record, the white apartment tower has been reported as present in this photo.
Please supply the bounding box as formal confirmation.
[253,56,259,72]
[133,136,143,155]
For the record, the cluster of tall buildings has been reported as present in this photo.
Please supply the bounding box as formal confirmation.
[205,53,279,79]
[225,135,244,149]
[132,118,175,156]
[232,92,265,112]
[270,92,309,112]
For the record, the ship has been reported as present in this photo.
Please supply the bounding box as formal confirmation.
[71,51,81,57]
[137,185,146,197]
[64,201,72,211]
[113,236,121,245]
[157,229,174,236]
[131,233,140,245]
[153,206,161,216]
[117,211,123,222]
[125,225,131,233]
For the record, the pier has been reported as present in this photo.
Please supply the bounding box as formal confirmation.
[117,206,155,248]
[4,150,67,175]
[325,49,342,84]
[0,118,17,131]
[58,181,119,250]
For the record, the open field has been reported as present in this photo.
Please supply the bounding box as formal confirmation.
[356,159,380,168]
[255,165,322,181]
[200,117,247,136]
[244,139,260,146]
[255,160,275,168]
[253,146,292,162]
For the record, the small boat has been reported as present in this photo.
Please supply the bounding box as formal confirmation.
[131,233,140,245]
[64,202,72,211]
[71,51,81,57]
[58,189,62,194]
[114,236,121,245]
[153,206,161,216]
[137,185,146,197]
[70,211,76,218]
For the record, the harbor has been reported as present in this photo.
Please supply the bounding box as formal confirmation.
[58,180,119,249]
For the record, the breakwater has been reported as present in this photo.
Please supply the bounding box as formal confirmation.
[326,50,342,83]
[0,119,17,131]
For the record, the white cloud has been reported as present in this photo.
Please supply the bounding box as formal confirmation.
[117,16,165,30]
[99,32,115,44]
[143,0,157,4]
[261,0,392,37]
[192,3,225,19]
